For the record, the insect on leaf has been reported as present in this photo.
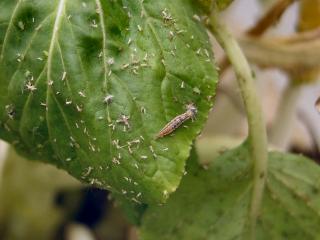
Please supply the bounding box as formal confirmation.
[0,0,218,203]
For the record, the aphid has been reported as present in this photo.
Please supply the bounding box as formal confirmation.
[117,114,130,128]
[156,103,197,138]
[25,81,37,92]
[103,94,113,104]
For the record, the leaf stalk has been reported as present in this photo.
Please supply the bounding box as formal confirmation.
[207,12,268,239]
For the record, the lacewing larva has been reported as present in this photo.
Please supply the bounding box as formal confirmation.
[156,103,197,138]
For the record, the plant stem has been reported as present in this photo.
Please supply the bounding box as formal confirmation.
[219,0,296,75]
[269,82,301,150]
[207,13,268,239]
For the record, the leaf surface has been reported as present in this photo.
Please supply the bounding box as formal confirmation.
[141,145,320,239]
[0,0,217,203]
[196,0,234,12]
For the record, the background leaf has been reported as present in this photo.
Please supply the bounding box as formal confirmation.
[140,144,320,239]
[0,0,218,203]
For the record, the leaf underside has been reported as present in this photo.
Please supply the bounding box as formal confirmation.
[140,145,320,239]
[0,0,217,203]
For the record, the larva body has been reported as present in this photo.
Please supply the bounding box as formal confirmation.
[156,104,197,138]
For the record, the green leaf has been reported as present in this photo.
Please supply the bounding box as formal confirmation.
[216,0,234,10]
[0,0,217,203]
[195,0,234,13]
[140,144,320,239]
[113,192,148,225]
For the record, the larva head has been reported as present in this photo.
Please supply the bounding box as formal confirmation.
[186,103,197,118]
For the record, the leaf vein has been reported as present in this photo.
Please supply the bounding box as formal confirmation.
[0,0,23,61]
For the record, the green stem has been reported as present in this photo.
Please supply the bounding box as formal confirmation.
[269,82,301,150]
[207,12,268,239]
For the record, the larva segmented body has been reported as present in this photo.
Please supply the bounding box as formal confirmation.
[156,104,197,138]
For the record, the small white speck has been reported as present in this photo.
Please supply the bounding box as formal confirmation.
[193,14,201,21]
[103,95,113,104]
[82,166,93,178]
[78,91,86,98]
[128,145,133,154]
[122,63,130,69]
[91,19,98,28]
[25,81,37,92]
[61,71,67,81]
[141,106,146,114]
[76,105,83,112]
[18,21,25,30]
[107,57,114,65]
[112,157,120,165]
